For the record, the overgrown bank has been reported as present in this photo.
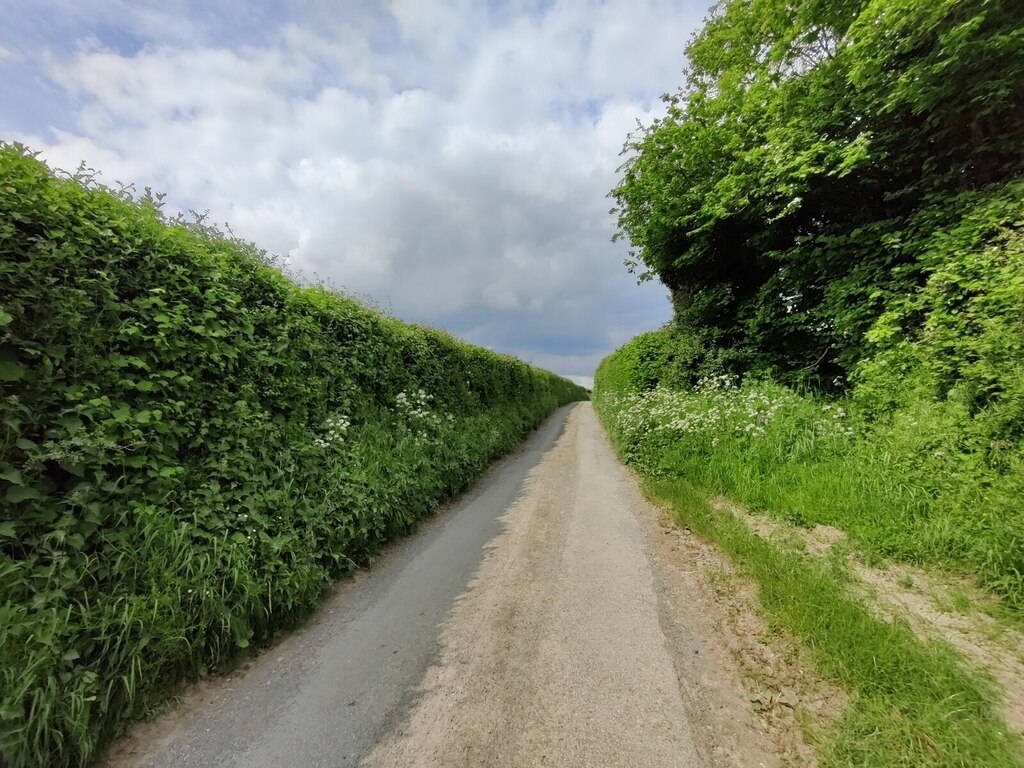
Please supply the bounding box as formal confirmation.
[595,334,1024,610]
[0,144,586,768]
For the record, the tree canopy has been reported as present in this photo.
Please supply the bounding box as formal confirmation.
[612,0,1024,389]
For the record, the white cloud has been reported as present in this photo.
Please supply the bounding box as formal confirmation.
[2,0,704,378]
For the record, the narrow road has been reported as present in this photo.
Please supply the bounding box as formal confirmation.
[104,403,786,768]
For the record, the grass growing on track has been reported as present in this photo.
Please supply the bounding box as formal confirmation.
[645,476,1022,767]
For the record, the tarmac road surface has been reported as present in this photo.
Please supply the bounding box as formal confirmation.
[104,403,783,768]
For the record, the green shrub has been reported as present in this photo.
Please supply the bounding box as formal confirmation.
[0,143,585,768]
[611,0,1024,386]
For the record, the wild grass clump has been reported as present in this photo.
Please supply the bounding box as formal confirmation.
[0,143,586,768]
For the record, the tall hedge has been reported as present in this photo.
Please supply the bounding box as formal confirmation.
[0,143,586,768]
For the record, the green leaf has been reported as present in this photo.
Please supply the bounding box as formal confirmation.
[59,414,84,434]
[0,521,17,538]
[6,485,44,503]
[0,361,25,381]
[0,309,12,326]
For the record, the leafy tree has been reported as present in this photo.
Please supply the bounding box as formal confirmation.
[612,0,1024,386]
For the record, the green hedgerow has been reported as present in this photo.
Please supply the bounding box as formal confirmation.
[0,143,586,768]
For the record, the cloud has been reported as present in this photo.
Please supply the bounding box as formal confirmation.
[1,0,705,378]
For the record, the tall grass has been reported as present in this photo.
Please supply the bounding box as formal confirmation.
[594,347,1024,764]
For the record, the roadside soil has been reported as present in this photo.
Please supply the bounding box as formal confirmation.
[362,404,825,767]
[711,495,1024,742]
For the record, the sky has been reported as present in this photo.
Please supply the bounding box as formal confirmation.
[0,0,710,388]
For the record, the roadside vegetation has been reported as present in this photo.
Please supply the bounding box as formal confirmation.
[598,0,1024,764]
[596,370,1023,765]
[599,361,1024,609]
[0,143,586,768]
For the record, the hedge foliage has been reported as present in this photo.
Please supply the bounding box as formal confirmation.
[0,143,586,768]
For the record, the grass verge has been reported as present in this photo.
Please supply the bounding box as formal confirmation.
[595,360,1024,611]
[643,475,1022,766]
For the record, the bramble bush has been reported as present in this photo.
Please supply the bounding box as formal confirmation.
[0,143,586,768]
